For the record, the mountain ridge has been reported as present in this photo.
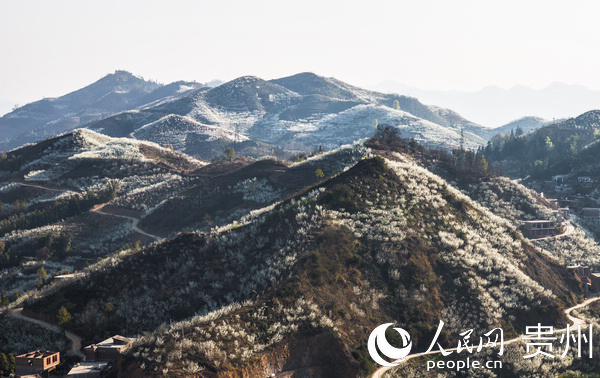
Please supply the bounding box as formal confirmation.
[0,71,207,151]
[1,71,490,155]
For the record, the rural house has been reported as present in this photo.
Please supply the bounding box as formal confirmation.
[15,350,60,376]
[84,335,135,361]
[522,220,556,239]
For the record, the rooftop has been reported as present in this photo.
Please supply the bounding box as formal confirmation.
[67,361,109,376]
[85,335,135,350]
[16,350,58,359]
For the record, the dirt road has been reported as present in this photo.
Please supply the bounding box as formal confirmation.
[9,308,86,359]
[92,204,161,241]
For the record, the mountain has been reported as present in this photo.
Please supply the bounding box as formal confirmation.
[5,130,598,376]
[271,72,370,101]
[0,128,203,182]
[474,116,562,141]
[90,110,282,160]
[261,104,478,150]
[203,76,298,113]
[0,131,369,305]
[270,72,486,135]
[22,151,583,377]
[80,72,486,156]
[131,115,245,153]
[134,80,206,109]
[11,71,600,158]
[0,71,206,151]
[369,80,600,128]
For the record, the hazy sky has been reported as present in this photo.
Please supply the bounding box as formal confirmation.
[2,0,600,106]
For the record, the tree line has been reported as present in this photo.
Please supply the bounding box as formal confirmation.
[482,124,600,178]
[0,353,15,376]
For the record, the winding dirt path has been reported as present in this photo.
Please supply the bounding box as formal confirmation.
[9,308,86,359]
[15,181,161,242]
[565,296,600,326]
[92,204,161,241]
[372,296,600,378]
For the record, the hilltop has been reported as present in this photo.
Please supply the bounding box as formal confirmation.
[476,116,553,140]
[0,71,205,151]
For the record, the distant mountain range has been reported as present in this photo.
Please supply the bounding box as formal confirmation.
[369,81,600,127]
[0,71,491,154]
[87,72,489,155]
[4,70,593,157]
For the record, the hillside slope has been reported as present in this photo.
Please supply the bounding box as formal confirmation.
[139,144,371,237]
[18,147,581,377]
[0,129,205,296]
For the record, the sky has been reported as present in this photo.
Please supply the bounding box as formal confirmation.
[1,0,600,111]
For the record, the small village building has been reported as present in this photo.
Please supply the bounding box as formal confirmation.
[84,335,135,362]
[581,208,600,227]
[15,350,60,376]
[522,220,556,239]
[590,273,600,292]
[567,264,593,294]
[567,264,591,278]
